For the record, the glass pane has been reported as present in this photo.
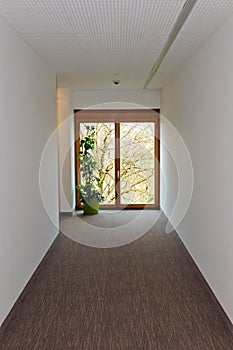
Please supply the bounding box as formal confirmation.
[120,122,155,204]
[80,123,115,205]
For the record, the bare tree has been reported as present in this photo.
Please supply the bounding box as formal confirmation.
[80,122,155,204]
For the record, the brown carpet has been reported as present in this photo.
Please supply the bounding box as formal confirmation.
[0,213,232,350]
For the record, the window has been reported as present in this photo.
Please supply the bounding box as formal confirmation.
[75,110,160,209]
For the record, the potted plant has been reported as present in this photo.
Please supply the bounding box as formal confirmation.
[76,125,104,214]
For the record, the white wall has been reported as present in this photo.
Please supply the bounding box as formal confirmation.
[55,89,161,211]
[72,89,160,109]
[57,88,75,212]
[161,13,233,323]
[0,15,59,325]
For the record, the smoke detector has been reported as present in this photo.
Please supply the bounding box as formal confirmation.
[113,79,120,85]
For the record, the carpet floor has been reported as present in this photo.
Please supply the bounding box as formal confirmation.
[0,212,232,349]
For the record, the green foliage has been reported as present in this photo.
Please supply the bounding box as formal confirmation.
[76,125,104,204]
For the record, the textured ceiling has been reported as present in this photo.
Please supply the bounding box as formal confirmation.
[0,0,233,90]
[150,0,233,89]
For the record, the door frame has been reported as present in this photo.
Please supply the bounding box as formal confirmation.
[74,109,160,210]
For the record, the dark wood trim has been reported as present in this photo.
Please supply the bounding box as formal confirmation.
[155,116,160,208]
[115,122,120,207]
[93,204,160,210]
[74,109,160,122]
[74,113,81,209]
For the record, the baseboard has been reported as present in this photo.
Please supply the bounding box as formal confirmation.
[173,226,233,332]
[0,230,59,332]
[59,212,73,217]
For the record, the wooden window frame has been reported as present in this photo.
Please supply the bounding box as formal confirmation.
[74,109,160,210]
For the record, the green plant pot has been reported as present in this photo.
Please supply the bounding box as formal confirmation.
[83,198,99,215]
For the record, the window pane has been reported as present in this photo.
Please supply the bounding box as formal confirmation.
[120,122,155,204]
[80,123,115,204]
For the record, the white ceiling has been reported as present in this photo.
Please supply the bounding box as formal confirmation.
[0,0,233,90]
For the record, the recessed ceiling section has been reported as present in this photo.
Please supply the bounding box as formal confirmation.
[0,0,233,89]
[0,0,186,89]
[148,0,233,89]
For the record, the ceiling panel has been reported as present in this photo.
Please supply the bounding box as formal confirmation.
[0,0,233,89]
[0,0,186,88]
[149,0,233,89]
